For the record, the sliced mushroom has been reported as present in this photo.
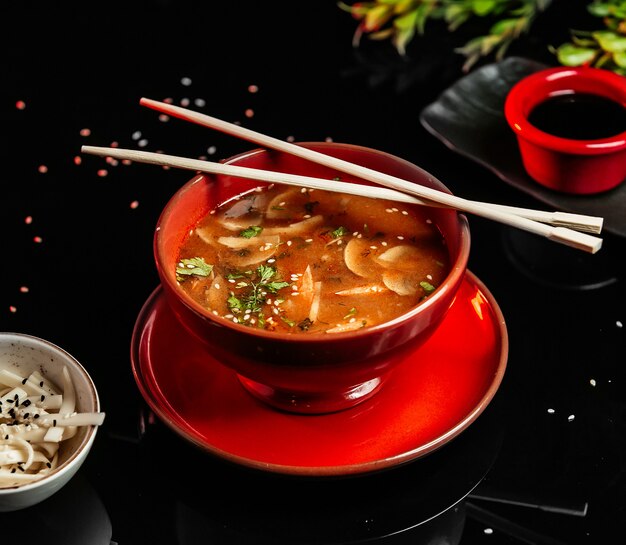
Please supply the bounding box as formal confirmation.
[217,235,280,267]
[335,284,388,296]
[204,274,230,315]
[374,245,422,271]
[326,321,366,334]
[343,238,382,279]
[308,281,322,322]
[382,270,419,296]
[281,266,315,323]
[265,188,306,219]
[263,215,324,236]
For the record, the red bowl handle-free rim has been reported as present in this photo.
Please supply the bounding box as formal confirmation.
[504,66,626,155]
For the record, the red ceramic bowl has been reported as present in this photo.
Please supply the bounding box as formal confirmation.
[154,143,470,414]
[504,66,626,194]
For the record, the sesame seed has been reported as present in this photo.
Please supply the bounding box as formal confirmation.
[401,210,409,215]
[300,188,307,193]
[214,283,221,289]
[397,236,404,240]
[590,379,597,387]
[547,408,555,414]
[568,414,575,422]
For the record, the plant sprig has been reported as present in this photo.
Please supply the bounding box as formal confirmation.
[554,1,626,75]
[339,0,552,71]
[227,265,290,314]
[339,0,626,75]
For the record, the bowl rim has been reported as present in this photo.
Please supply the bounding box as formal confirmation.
[0,332,100,495]
[504,66,626,155]
[154,141,471,343]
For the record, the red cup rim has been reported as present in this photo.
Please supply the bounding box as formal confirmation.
[504,66,626,155]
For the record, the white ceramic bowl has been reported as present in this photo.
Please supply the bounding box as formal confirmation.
[0,332,102,512]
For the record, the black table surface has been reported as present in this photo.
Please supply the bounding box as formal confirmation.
[2,1,625,543]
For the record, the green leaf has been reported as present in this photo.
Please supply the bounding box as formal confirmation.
[364,4,394,31]
[265,281,290,293]
[556,43,598,66]
[393,7,418,30]
[472,0,497,17]
[420,281,436,294]
[331,226,349,238]
[176,257,213,281]
[614,50,626,67]
[587,2,612,17]
[593,30,626,52]
[239,225,263,238]
[490,18,520,36]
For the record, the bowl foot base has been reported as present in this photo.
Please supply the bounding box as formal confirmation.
[236,375,384,414]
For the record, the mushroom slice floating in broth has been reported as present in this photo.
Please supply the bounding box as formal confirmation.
[343,238,383,279]
[263,215,324,236]
[217,235,280,267]
[374,245,423,270]
[382,270,420,296]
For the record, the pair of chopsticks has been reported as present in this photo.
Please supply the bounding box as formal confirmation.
[81,97,604,254]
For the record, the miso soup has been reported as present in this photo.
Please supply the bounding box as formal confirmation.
[175,184,450,334]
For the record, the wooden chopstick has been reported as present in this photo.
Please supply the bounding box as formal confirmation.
[138,98,603,237]
[81,144,602,255]
[82,146,430,204]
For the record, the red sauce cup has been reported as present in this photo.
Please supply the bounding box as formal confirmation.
[154,143,470,414]
[504,66,626,195]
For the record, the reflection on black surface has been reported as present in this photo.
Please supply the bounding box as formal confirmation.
[0,474,112,545]
[501,228,625,291]
[133,386,506,544]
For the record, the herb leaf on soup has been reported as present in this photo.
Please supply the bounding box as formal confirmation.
[331,226,349,238]
[227,265,290,315]
[239,225,263,238]
[420,281,436,294]
[176,257,213,282]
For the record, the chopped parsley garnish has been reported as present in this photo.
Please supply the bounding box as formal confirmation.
[331,226,349,238]
[281,316,295,327]
[227,265,290,314]
[239,225,263,238]
[420,281,436,294]
[176,257,213,282]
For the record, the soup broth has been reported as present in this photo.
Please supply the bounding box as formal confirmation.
[176,183,450,334]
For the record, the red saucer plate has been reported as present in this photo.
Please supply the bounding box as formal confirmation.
[131,270,508,477]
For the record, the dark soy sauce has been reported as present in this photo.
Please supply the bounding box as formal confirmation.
[527,92,626,140]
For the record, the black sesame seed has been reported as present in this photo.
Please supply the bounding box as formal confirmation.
[4,435,8,440]
[33,414,40,419]
[39,381,44,387]
[18,465,24,472]
[40,395,45,402]
[23,413,29,419]
[21,378,28,385]
[46,462,51,468]
[53,419,57,427]
[10,468,15,473]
